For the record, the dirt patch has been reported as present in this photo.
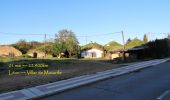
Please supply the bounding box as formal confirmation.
[0,59,128,93]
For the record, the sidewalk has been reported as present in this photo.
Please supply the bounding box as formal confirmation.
[0,59,168,100]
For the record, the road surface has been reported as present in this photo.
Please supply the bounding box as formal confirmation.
[42,61,170,100]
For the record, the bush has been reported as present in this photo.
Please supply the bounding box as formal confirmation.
[146,38,170,58]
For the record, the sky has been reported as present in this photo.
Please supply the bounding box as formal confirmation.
[0,0,170,45]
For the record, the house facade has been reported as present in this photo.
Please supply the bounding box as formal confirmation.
[106,50,122,60]
[81,48,104,58]
[0,45,22,57]
[27,50,52,58]
[124,46,148,60]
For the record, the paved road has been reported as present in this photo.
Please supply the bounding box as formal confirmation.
[42,61,170,100]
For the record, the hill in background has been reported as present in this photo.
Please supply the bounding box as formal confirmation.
[104,41,123,51]
[81,42,104,50]
[81,38,145,51]
[125,38,144,49]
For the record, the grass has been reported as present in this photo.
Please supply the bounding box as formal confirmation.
[0,57,37,62]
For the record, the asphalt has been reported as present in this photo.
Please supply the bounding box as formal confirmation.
[42,61,170,100]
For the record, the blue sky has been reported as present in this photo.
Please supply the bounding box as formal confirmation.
[0,0,170,45]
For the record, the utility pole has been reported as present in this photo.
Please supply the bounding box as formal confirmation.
[121,31,125,50]
[44,34,46,58]
[121,31,126,61]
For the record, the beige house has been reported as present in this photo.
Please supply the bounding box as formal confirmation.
[106,49,124,60]
[27,49,52,58]
[0,45,22,57]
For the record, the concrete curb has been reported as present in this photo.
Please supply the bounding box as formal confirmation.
[0,58,169,100]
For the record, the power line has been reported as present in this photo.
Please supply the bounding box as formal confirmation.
[148,32,170,34]
[1,31,169,37]
[0,32,44,36]
[0,31,123,45]
[80,32,121,37]
[0,31,121,37]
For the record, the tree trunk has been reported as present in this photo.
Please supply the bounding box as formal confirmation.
[69,51,71,58]
[58,53,61,58]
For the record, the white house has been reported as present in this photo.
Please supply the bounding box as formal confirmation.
[81,48,104,58]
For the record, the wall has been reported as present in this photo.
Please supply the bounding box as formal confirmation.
[81,48,104,58]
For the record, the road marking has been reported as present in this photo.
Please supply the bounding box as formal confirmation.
[156,90,170,100]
